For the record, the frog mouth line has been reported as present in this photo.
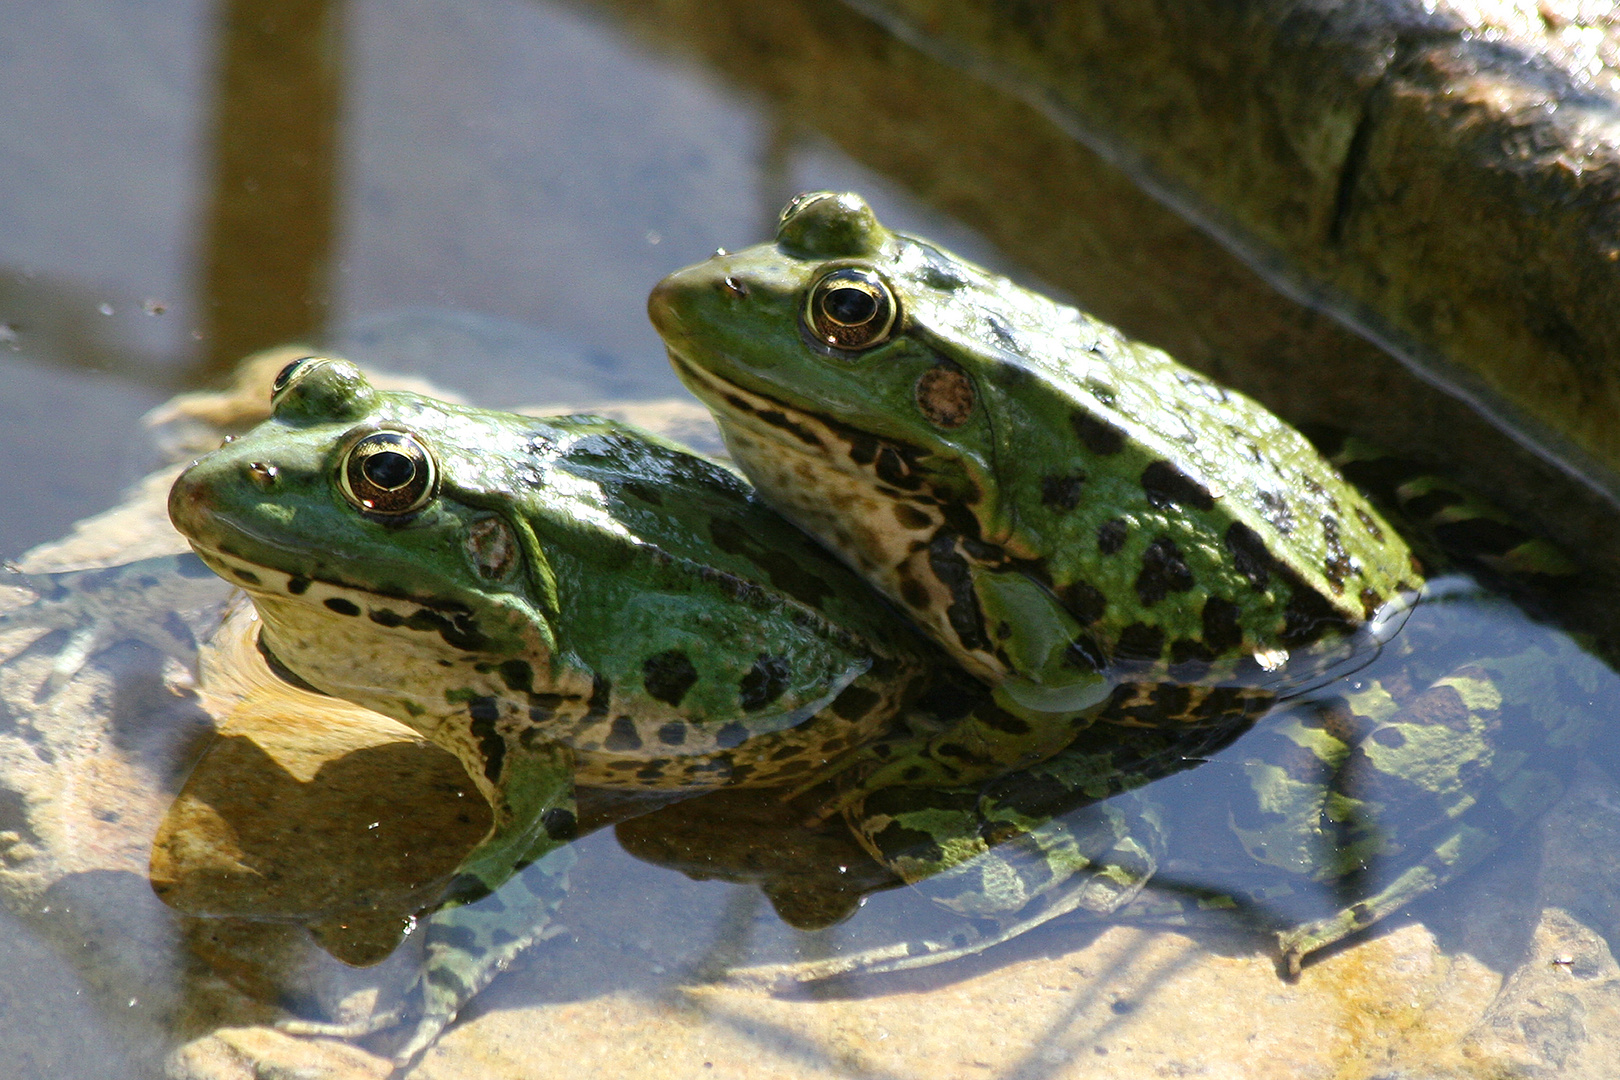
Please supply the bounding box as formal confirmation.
[667,351,933,489]
[188,543,470,623]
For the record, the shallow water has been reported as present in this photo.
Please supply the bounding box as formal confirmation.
[4,2,1620,1079]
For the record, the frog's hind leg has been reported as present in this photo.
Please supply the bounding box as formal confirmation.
[1307,430,1578,587]
[1241,600,1604,972]
[741,735,1188,983]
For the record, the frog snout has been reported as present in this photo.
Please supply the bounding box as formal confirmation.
[167,461,210,536]
[168,455,265,536]
[646,274,686,337]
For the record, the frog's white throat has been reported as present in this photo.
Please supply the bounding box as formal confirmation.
[188,545,552,736]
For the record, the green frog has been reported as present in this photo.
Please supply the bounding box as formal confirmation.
[650,191,1606,975]
[166,356,1192,1065]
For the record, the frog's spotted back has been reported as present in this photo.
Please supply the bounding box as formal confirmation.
[653,192,1419,694]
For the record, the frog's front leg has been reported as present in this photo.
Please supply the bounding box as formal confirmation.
[283,739,579,1068]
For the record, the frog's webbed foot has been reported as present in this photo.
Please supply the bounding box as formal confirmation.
[279,846,577,1070]
[0,553,233,697]
[280,1003,407,1040]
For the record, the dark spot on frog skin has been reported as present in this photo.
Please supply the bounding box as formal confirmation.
[231,568,263,586]
[1200,596,1243,655]
[1321,515,1352,593]
[1224,522,1274,590]
[1280,580,1352,646]
[432,924,479,952]
[643,650,699,706]
[709,517,833,607]
[847,432,879,466]
[1141,461,1215,511]
[1135,537,1194,606]
[1097,518,1129,555]
[1040,470,1087,511]
[620,480,664,506]
[1403,680,1481,733]
[426,966,475,997]
[1168,638,1214,680]
[977,703,1031,735]
[467,696,505,783]
[927,533,992,653]
[893,502,933,530]
[1257,491,1295,534]
[656,721,688,747]
[1359,586,1384,620]
[541,807,577,840]
[875,445,921,489]
[1115,622,1165,662]
[915,364,975,429]
[739,654,791,710]
[324,597,361,616]
[498,659,534,694]
[287,576,311,595]
[1354,507,1385,542]
[584,675,612,721]
[604,715,643,751]
[831,684,882,721]
[899,572,931,610]
[715,721,751,749]
[1056,579,1107,625]
[404,607,489,651]
[1370,726,1406,748]
[755,407,824,448]
[1070,411,1125,456]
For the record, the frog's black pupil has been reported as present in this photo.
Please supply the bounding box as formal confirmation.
[363,450,416,490]
[273,359,305,392]
[823,286,878,326]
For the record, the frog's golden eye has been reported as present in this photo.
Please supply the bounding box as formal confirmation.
[804,268,897,351]
[338,430,438,515]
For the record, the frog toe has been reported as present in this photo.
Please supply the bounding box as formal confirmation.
[278,1002,406,1039]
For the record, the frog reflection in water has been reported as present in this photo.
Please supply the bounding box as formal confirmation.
[651,193,1610,963]
[168,357,1207,1064]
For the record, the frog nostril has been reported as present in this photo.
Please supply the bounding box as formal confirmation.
[247,462,279,488]
[722,275,749,299]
